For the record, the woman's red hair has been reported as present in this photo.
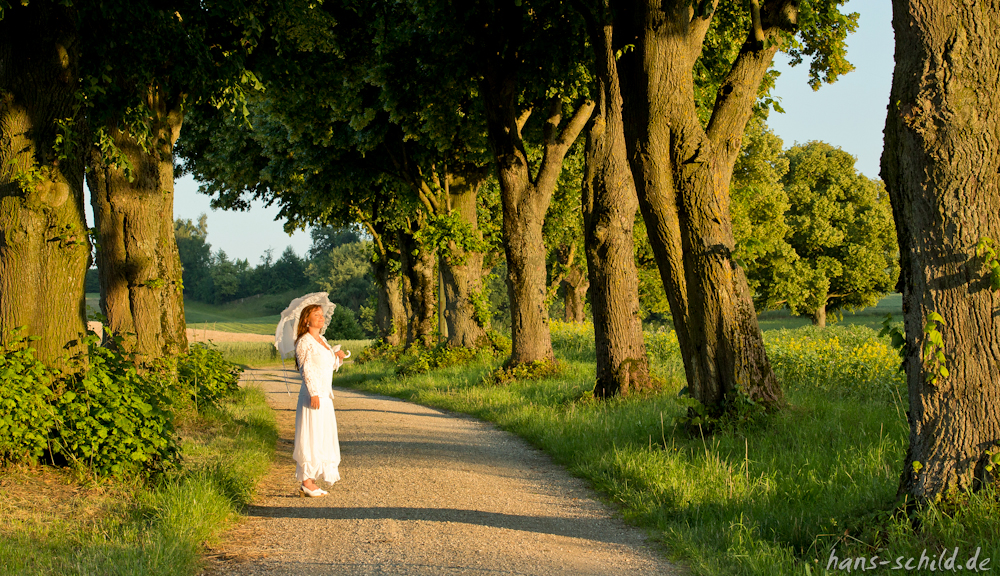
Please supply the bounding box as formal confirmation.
[295,304,323,343]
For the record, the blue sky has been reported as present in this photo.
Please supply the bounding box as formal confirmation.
[140,0,895,264]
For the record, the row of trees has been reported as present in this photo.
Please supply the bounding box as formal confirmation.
[2,0,996,504]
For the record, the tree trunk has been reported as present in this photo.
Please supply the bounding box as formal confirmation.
[372,244,406,347]
[481,68,593,367]
[882,0,1000,502]
[440,172,490,348]
[562,262,589,322]
[0,3,90,366]
[617,0,784,414]
[583,11,651,398]
[811,302,827,328]
[87,90,188,362]
[398,222,436,348]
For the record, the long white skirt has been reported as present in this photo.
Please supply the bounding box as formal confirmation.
[293,392,341,484]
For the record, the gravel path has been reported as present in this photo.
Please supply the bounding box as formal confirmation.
[206,367,682,576]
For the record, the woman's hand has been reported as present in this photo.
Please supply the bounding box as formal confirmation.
[310,395,320,409]
[335,349,346,360]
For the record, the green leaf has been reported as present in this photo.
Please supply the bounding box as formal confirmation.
[926,311,946,325]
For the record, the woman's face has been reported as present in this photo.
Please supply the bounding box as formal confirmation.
[308,308,325,329]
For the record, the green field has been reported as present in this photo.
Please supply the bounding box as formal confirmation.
[756,293,902,332]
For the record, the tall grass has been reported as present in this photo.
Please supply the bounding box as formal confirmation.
[335,323,999,575]
[0,387,277,576]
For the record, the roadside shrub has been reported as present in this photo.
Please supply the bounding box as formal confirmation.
[53,337,179,478]
[357,338,403,364]
[2,330,245,479]
[396,344,483,376]
[178,343,243,408]
[481,359,565,386]
[0,332,59,464]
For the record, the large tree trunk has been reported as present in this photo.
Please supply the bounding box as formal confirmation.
[398,221,436,348]
[882,0,1000,502]
[0,3,90,366]
[87,90,188,362]
[583,10,651,398]
[371,242,406,348]
[617,0,784,414]
[440,172,490,348]
[481,70,593,367]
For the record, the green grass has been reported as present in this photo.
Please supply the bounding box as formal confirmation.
[334,322,999,575]
[0,387,277,576]
[183,293,289,334]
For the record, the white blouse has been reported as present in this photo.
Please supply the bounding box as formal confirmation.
[295,334,343,399]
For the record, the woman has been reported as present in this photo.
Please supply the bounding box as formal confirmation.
[293,304,347,497]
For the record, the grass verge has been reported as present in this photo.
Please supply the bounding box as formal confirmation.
[335,323,999,575]
[0,386,277,576]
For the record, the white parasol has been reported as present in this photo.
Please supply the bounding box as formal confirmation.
[274,291,337,360]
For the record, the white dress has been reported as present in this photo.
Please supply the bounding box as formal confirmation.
[293,334,343,484]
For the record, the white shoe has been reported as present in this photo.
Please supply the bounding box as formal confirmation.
[299,485,328,497]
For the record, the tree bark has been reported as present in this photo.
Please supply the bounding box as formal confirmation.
[617,0,785,414]
[0,3,90,366]
[398,220,436,348]
[87,90,188,362]
[582,8,651,398]
[369,224,406,347]
[882,0,1000,502]
[440,172,491,348]
[481,70,594,367]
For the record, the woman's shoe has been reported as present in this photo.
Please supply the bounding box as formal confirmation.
[299,485,328,498]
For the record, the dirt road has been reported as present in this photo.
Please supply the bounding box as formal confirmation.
[206,367,682,575]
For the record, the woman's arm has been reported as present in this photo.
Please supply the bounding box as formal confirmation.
[296,339,323,401]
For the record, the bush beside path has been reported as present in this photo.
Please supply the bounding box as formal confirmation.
[207,367,680,575]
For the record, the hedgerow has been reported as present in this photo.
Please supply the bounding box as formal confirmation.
[0,329,243,479]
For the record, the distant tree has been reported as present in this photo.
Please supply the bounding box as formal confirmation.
[309,226,364,259]
[174,215,214,300]
[267,247,309,294]
[307,241,374,314]
[324,305,366,341]
[634,217,672,327]
[209,251,245,304]
[85,269,101,294]
[729,119,797,314]
[779,142,898,326]
[543,142,588,323]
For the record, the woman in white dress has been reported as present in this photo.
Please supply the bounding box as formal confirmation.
[294,304,346,497]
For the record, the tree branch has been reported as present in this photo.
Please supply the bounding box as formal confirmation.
[705,0,798,169]
[534,99,595,198]
[516,107,532,139]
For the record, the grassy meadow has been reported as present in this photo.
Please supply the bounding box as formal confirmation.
[331,316,998,575]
